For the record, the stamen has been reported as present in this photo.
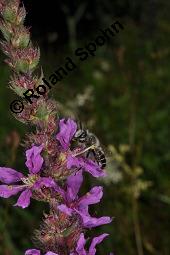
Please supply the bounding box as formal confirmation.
[21,174,38,186]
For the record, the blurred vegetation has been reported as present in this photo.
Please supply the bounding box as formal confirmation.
[0,0,170,255]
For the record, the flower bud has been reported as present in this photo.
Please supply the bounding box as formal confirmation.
[14,47,40,73]
[36,103,49,121]
[0,20,13,42]
[11,27,30,48]
[0,41,11,57]
[34,212,82,254]
[9,75,37,96]
[1,0,20,23]
[0,0,6,14]
[16,6,26,25]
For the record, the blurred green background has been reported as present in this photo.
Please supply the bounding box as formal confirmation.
[0,0,170,254]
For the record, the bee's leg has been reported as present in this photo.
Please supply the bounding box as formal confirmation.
[86,150,91,158]
[86,149,96,162]
[74,145,95,157]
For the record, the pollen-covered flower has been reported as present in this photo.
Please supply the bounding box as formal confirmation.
[58,170,112,228]
[0,145,56,208]
[56,118,105,178]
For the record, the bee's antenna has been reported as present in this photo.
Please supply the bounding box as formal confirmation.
[76,119,83,130]
[79,121,83,130]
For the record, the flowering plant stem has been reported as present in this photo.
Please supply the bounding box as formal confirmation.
[0,1,112,254]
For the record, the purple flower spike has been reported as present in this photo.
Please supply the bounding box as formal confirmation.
[76,233,109,255]
[0,0,112,252]
[26,145,44,174]
[56,118,77,150]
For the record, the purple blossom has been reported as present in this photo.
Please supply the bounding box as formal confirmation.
[56,118,77,151]
[26,145,44,174]
[58,170,112,228]
[56,118,105,178]
[25,250,58,255]
[0,145,56,208]
[75,233,109,255]
[67,155,106,178]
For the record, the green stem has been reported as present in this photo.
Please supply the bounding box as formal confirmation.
[132,197,144,255]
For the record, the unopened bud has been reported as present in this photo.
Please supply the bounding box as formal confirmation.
[2,0,20,23]
[16,6,26,25]
[14,47,40,73]
[11,27,30,48]
[0,20,13,42]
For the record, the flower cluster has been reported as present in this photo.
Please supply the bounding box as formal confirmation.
[0,0,112,254]
[0,119,112,254]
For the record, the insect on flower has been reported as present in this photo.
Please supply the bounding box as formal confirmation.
[73,123,107,169]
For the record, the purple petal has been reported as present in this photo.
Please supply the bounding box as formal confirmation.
[53,184,66,198]
[66,170,83,202]
[76,233,87,255]
[40,177,56,187]
[77,211,112,228]
[58,204,73,216]
[67,155,83,169]
[67,156,105,178]
[56,119,77,150]
[45,252,59,255]
[0,167,24,184]
[25,249,41,255]
[83,159,106,178]
[14,188,32,208]
[0,185,24,198]
[89,234,109,255]
[34,177,66,199]
[25,145,44,174]
[79,186,103,210]
[34,177,56,189]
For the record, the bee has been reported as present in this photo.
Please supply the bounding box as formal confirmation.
[73,127,106,169]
